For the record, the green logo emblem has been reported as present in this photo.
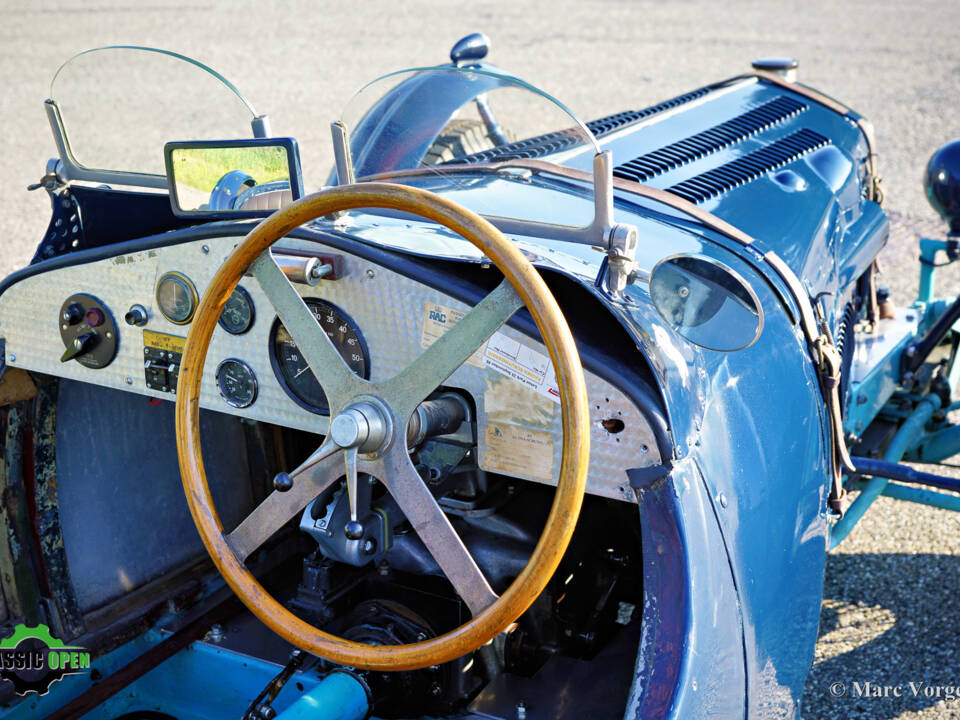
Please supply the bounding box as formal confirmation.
[0,623,90,695]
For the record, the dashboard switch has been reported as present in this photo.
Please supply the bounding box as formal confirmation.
[60,332,96,363]
[58,294,119,369]
[125,304,148,327]
[62,303,83,325]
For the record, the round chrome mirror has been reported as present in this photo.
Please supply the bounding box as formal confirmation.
[649,255,763,352]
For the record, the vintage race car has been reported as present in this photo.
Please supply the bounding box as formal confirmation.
[0,34,958,719]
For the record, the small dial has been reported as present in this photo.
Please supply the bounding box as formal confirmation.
[156,272,198,325]
[270,298,368,414]
[219,286,255,335]
[215,358,258,408]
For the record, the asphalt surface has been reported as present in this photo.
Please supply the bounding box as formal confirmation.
[2,1,960,718]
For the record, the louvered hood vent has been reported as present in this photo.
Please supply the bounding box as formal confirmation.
[666,128,829,204]
[585,86,712,136]
[612,96,808,183]
[446,85,714,165]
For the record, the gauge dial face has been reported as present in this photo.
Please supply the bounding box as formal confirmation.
[156,272,198,325]
[216,358,258,408]
[219,286,255,335]
[270,298,368,414]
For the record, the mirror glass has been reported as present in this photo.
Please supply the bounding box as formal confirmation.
[165,139,302,217]
[649,255,763,352]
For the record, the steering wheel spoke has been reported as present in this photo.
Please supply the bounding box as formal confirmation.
[382,279,523,416]
[226,440,342,563]
[251,251,364,406]
[379,452,497,616]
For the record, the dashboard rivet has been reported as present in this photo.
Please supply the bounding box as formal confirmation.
[8,354,15,363]
[201,244,210,254]
[366,269,375,279]
[125,377,133,385]
[718,493,728,508]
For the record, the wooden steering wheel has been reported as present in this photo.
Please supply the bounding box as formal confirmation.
[175,183,589,671]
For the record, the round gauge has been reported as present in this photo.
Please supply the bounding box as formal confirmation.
[156,271,198,325]
[270,298,369,414]
[219,286,255,335]
[215,358,258,408]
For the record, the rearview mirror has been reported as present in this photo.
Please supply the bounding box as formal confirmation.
[649,254,763,352]
[164,138,303,218]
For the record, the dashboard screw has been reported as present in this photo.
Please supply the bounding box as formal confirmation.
[365,269,375,279]
[8,355,14,363]
[125,377,133,385]
[201,244,210,254]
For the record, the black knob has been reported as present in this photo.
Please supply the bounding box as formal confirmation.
[125,304,148,327]
[62,303,83,325]
[925,138,960,234]
[345,521,364,540]
[273,472,293,492]
[60,331,96,363]
[73,333,95,351]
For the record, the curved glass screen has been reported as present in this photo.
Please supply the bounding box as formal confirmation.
[340,66,600,227]
[50,46,256,176]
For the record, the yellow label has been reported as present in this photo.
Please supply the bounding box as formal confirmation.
[483,422,555,483]
[143,330,186,355]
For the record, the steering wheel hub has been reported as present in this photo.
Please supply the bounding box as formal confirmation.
[331,401,389,453]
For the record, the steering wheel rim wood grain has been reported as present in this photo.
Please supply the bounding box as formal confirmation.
[176,183,589,671]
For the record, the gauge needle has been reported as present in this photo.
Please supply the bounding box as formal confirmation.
[293,365,311,379]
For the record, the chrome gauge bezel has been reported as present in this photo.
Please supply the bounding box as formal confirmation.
[215,357,259,408]
[218,285,256,335]
[155,271,199,325]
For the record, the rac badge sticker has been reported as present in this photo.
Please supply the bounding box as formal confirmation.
[0,623,90,696]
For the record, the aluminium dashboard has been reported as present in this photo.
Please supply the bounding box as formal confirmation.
[0,233,661,502]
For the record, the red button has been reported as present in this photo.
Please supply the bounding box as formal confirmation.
[85,308,104,327]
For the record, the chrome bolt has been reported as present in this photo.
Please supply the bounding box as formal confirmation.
[718,493,728,508]
[206,624,225,643]
[201,244,210,254]
[8,354,14,363]
[125,377,133,385]
[365,268,375,279]
[678,286,690,298]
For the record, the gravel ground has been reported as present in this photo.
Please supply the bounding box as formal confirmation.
[2,1,960,718]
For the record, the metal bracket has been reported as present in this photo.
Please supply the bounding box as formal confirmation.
[251,114,272,139]
[331,121,355,186]
[30,180,85,264]
[605,223,639,294]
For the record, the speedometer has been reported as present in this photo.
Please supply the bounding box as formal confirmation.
[269,298,369,413]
